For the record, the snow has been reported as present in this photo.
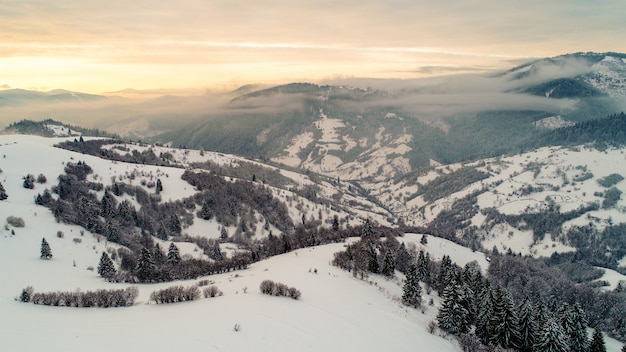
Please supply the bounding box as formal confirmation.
[596,267,626,291]
[1,134,624,352]
[0,133,462,352]
[533,116,575,130]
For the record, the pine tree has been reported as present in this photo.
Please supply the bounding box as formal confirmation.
[155,179,163,194]
[40,237,52,259]
[475,284,495,345]
[0,181,8,200]
[136,247,155,282]
[436,255,454,294]
[381,249,396,277]
[23,174,35,189]
[416,250,427,281]
[536,317,569,352]
[517,297,538,352]
[492,286,522,349]
[153,243,165,265]
[211,241,223,261]
[437,280,470,335]
[332,215,340,231]
[394,243,411,273]
[366,242,379,274]
[361,219,375,240]
[100,190,117,218]
[167,243,181,265]
[402,264,422,308]
[567,303,589,352]
[97,252,116,278]
[198,201,212,220]
[168,214,181,235]
[589,328,607,352]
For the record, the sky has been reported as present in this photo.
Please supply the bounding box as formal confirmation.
[1,0,625,94]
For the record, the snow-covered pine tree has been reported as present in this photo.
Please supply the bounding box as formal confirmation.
[198,201,212,220]
[437,280,470,335]
[567,303,589,352]
[211,241,223,261]
[589,328,607,352]
[361,219,375,240]
[402,264,422,308]
[536,317,569,352]
[475,283,495,345]
[492,286,522,349]
[153,243,165,265]
[436,255,454,294]
[136,247,155,282]
[366,242,379,274]
[167,243,181,265]
[0,181,8,200]
[100,190,117,218]
[97,252,116,278]
[416,250,427,281]
[40,237,52,259]
[169,214,181,235]
[517,297,538,352]
[381,249,396,277]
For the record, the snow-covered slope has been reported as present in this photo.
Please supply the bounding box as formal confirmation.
[0,134,471,351]
[1,132,624,352]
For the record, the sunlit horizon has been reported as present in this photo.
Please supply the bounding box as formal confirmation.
[1,1,625,94]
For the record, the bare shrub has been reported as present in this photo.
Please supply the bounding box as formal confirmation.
[150,285,200,304]
[6,216,25,228]
[202,285,223,298]
[259,280,301,300]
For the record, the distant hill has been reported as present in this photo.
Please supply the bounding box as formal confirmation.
[0,88,105,106]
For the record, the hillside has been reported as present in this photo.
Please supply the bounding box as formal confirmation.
[155,52,626,176]
[0,132,472,352]
[1,131,625,351]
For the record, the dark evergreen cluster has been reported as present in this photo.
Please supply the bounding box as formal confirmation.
[530,112,626,149]
[331,221,406,280]
[55,139,179,167]
[489,254,626,342]
[182,170,293,232]
[331,224,623,349]
[20,286,138,308]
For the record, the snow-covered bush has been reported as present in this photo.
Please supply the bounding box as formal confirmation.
[202,285,223,298]
[150,285,200,304]
[259,280,301,300]
[24,287,138,307]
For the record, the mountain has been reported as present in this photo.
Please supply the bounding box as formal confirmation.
[0,88,106,106]
[155,52,626,182]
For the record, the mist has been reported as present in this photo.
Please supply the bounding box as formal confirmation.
[0,54,619,138]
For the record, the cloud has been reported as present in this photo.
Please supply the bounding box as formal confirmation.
[0,84,10,89]
[1,0,625,92]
